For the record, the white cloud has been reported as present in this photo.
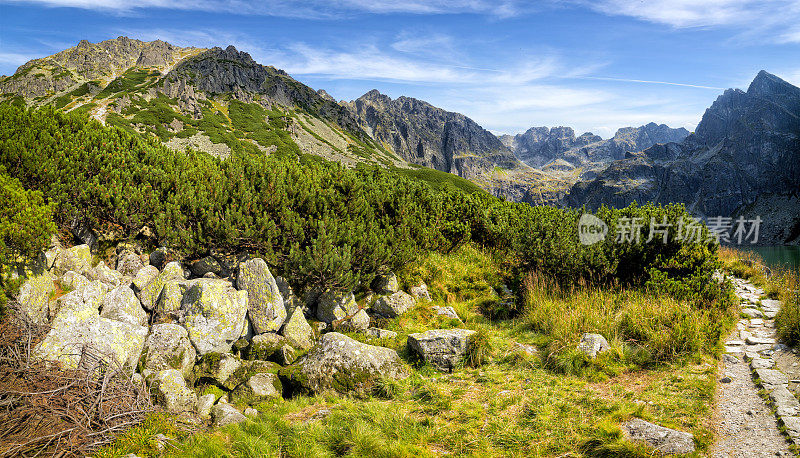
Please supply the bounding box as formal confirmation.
[0,52,35,70]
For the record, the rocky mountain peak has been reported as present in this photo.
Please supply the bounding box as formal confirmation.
[747,70,799,98]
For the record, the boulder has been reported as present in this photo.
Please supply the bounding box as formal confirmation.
[237,258,286,334]
[231,372,283,405]
[409,283,431,301]
[432,305,460,321]
[212,402,246,427]
[53,244,92,275]
[194,352,244,390]
[372,291,415,318]
[50,280,105,326]
[182,278,248,355]
[100,285,147,326]
[152,369,197,414]
[190,256,223,278]
[577,333,610,358]
[280,332,408,397]
[149,247,176,270]
[248,333,297,365]
[35,316,147,372]
[316,290,358,324]
[141,324,196,379]
[622,418,695,455]
[43,246,62,271]
[16,270,56,325]
[60,270,91,291]
[366,328,398,340]
[87,261,123,287]
[116,249,145,277]
[132,265,159,292]
[371,272,399,294]
[137,261,184,311]
[407,329,476,372]
[337,308,370,332]
[153,280,188,324]
[755,368,788,389]
[275,276,303,315]
[281,309,315,351]
[197,393,216,419]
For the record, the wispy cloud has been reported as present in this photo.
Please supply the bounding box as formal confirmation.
[578,76,725,90]
[0,52,35,69]
[3,0,526,18]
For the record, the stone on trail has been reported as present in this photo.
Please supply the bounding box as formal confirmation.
[781,416,800,440]
[746,336,776,345]
[577,333,610,358]
[770,386,800,417]
[407,328,476,372]
[372,291,415,318]
[750,357,775,369]
[280,332,408,396]
[622,418,695,455]
[237,258,286,334]
[755,368,788,389]
[741,308,763,318]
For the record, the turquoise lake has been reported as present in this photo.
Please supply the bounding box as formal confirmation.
[735,245,800,271]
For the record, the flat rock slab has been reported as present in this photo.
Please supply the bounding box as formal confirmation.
[755,368,788,389]
[742,308,763,318]
[746,336,776,345]
[750,358,775,369]
[782,416,800,440]
[769,386,800,417]
[622,418,694,455]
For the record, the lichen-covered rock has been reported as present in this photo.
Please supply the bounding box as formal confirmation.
[141,324,196,379]
[87,261,123,287]
[101,285,147,326]
[372,291,415,318]
[337,309,370,332]
[577,333,609,358]
[152,369,197,414]
[50,279,106,326]
[407,329,476,372]
[35,316,147,372]
[116,249,145,277]
[53,244,92,275]
[231,372,282,405]
[60,270,91,291]
[280,332,408,397]
[276,276,303,315]
[237,258,286,334]
[16,270,56,325]
[132,265,158,292]
[212,402,246,427]
[281,309,315,351]
[622,418,695,455]
[137,261,184,311]
[409,283,431,301]
[153,280,187,324]
[190,256,223,278]
[194,352,244,390]
[316,290,358,323]
[366,328,398,340]
[43,246,62,271]
[248,332,288,361]
[371,272,398,294]
[182,278,248,355]
[432,305,460,321]
[197,393,216,419]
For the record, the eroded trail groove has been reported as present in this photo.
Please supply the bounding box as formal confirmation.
[711,278,794,457]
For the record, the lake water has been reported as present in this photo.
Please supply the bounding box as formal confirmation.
[735,245,800,271]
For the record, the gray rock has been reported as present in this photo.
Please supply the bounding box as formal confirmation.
[366,328,398,340]
[275,276,303,315]
[751,357,775,369]
[153,280,188,324]
[742,308,763,318]
[100,285,146,326]
[152,369,197,413]
[194,352,244,390]
[87,261,123,287]
[16,270,56,325]
[197,393,216,419]
[337,309,370,332]
[316,290,358,323]
[132,265,159,291]
[52,244,92,275]
[622,418,695,455]
[141,324,196,379]
[232,372,282,405]
[43,246,62,271]
[770,386,800,417]
[190,256,223,278]
[407,329,476,372]
[281,309,315,351]
[212,402,247,427]
[281,332,408,396]
[756,368,789,389]
[244,407,258,417]
[237,258,286,334]
[577,333,610,358]
[432,305,460,321]
[137,261,184,311]
[371,272,398,294]
[409,283,431,301]
[782,416,800,439]
[747,336,777,345]
[372,291,415,318]
[116,249,145,277]
[182,278,248,355]
[149,247,174,270]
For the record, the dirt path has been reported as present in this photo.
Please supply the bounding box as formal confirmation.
[710,278,794,457]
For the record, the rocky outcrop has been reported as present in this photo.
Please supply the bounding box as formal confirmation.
[345,89,519,178]
[152,369,198,414]
[280,332,408,396]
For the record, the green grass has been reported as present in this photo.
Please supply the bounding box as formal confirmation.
[97,69,158,99]
[395,166,488,195]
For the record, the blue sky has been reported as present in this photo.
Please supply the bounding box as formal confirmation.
[1,1,799,138]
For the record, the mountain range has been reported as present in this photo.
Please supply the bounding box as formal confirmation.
[1,37,797,244]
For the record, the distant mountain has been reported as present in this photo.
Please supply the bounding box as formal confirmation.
[500,123,690,168]
[566,71,800,244]
[344,89,520,179]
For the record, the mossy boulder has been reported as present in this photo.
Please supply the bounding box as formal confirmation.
[152,369,197,413]
[316,290,358,324]
[372,291,415,318]
[194,352,244,390]
[371,272,399,294]
[280,309,315,351]
[231,372,283,406]
[280,332,408,397]
[407,328,476,372]
[52,244,92,276]
[153,280,188,324]
[247,333,298,365]
[15,269,56,325]
[182,278,248,355]
[87,260,123,288]
[141,323,196,379]
[237,258,286,334]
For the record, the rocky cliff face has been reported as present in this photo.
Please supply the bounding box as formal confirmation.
[345,90,519,178]
[501,123,689,168]
[565,71,800,244]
